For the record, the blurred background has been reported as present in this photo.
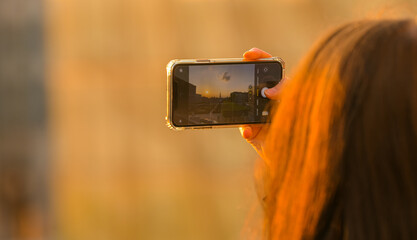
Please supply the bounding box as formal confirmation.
[0,0,416,239]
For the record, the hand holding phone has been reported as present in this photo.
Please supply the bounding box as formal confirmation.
[240,48,284,158]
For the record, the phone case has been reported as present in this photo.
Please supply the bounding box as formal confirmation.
[166,57,285,130]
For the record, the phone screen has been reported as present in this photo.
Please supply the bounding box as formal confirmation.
[172,61,282,127]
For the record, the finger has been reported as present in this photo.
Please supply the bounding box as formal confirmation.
[239,126,253,139]
[240,125,263,141]
[265,78,287,100]
[264,83,281,100]
[243,48,272,60]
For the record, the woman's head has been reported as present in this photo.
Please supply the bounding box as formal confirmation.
[262,18,417,239]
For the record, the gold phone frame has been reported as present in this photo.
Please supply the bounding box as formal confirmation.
[166,57,285,130]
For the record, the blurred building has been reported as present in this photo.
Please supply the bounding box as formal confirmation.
[0,0,49,239]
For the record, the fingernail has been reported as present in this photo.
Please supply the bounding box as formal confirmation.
[265,87,277,96]
[246,47,259,54]
[243,128,252,139]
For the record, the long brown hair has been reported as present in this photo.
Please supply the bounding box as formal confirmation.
[261,18,417,239]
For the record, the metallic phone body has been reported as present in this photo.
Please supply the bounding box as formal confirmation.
[166,57,285,130]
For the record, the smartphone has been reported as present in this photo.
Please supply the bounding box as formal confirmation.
[166,57,285,130]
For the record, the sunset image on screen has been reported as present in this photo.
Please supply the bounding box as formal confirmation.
[189,64,254,98]
[186,64,255,125]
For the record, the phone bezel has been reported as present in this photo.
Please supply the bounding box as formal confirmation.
[166,57,285,130]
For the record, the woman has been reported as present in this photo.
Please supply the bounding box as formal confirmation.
[241,18,417,239]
